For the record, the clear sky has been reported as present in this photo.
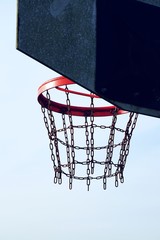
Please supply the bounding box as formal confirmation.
[1,1,160,240]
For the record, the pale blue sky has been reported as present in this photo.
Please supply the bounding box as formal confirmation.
[1,1,160,240]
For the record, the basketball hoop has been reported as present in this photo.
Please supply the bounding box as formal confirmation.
[38,76,138,190]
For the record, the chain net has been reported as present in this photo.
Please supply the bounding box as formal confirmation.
[41,87,138,190]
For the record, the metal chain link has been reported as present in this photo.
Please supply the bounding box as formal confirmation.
[41,91,62,184]
[90,95,95,175]
[61,113,72,175]
[115,112,138,187]
[103,108,118,189]
[65,85,76,189]
[85,116,91,190]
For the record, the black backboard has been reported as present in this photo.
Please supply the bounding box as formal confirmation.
[17,0,160,117]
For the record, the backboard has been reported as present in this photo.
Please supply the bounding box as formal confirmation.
[17,0,160,118]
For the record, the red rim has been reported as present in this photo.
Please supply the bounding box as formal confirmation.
[37,76,127,117]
